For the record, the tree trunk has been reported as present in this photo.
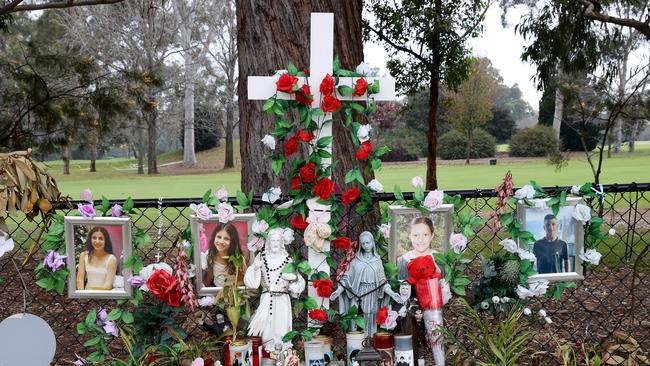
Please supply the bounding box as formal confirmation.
[89,124,98,172]
[182,61,197,167]
[236,0,364,194]
[224,97,235,169]
[426,69,440,189]
[613,52,629,154]
[552,88,563,150]
[146,107,158,174]
[465,129,472,165]
[63,144,72,175]
[137,123,145,175]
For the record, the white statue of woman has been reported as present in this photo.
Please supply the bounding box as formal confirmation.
[330,231,404,337]
[245,228,305,351]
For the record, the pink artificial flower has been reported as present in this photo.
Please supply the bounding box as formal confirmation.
[80,188,93,202]
[216,202,235,223]
[214,186,228,202]
[191,358,205,366]
[44,250,66,271]
[423,190,444,210]
[77,203,96,218]
[111,204,122,217]
[190,203,212,220]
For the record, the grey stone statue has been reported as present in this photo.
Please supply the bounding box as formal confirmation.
[330,231,404,337]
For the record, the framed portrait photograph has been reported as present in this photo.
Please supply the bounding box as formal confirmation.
[191,214,256,296]
[388,205,453,281]
[517,197,585,281]
[65,216,133,299]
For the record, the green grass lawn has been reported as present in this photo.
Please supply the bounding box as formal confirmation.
[44,141,650,199]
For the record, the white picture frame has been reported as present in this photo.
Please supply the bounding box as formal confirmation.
[65,216,133,299]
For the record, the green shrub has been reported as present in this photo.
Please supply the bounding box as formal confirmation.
[509,125,558,157]
[437,129,496,160]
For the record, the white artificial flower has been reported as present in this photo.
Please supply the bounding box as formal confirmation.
[516,285,535,300]
[181,240,191,248]
[247,237,265,252]
[357,124,372,143]
[516,248,537,264]
[382,310,399,331]
[355,62,371,75]
[411,176,424,188]
[544,316,553,324]
[579,249,602,265]
[571,185,581,195]
[274,69,288,76]
[262,187,282,204]
[440,279,452,305]
[572,204,592,223]
[449,233,468,254]
[608,228,616,236]
[529,280,550,296]
[198,296,216,307]
[261,135,276,150]
[139,262,173,291]
[501,296,511,303]
[423,190,444,211]
[0,231,15,258]
[281,228,295,244]
[214,186,229,202]
[480,301,490,310]
[492,296,500,304]
[538,309,547,317]
[378,223,391,241]
[499,239,519,254]
[216,202,235,223]
[190,203,212,220]
[252,219,269,234]
[367,179,384,193]
[513,185,535,200]
[523,308,532,315]
[277,199,294,209]
[533,200,547,211]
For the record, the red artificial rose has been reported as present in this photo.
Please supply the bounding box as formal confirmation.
[313,279,334,298]
[284,136,299,157]
[321,94,341,113]
[312,177,334,200]
[291,176,302,191]
[299,162,317,183]
[295,84,313,106]
[276,73,298,93]
[355,141,373,160]
[320,73,335,96]
[147,269,182,307]
[290,215,309,230]
[296,129,315,143]
[332,236,351,250]
[342,187,361,204]
[304,69,310,76]
[376,307,389,325]
[353,77,369,96]
[309,309,328,322]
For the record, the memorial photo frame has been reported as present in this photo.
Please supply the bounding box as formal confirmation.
[191,213,256,296]
[517,197,585,281]
[65,216,133,299]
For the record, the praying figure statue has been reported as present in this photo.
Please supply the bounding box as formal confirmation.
[330,231,404,337]
[245,228,305,351]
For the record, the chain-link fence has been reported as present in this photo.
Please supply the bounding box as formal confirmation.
[1,183,648,364]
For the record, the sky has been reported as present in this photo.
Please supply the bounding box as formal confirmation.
[363,4,543,111]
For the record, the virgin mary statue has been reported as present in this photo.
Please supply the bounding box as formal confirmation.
[245,228,305,351]
[330,231,403,336]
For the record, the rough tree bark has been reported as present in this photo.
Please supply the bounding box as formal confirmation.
[137,122,145,175]
[552,88,563,149]
[145,107,158,174]
[63,143,71,175]
[236,0,364,194]
[89,122,98,172]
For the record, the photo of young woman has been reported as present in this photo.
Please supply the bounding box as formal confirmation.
[76,226,118,291]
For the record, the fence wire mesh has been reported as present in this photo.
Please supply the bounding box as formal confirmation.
[0,183,648,365]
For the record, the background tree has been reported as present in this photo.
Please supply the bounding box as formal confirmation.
[445,58,497,164]
[364,0,491,189]
[236,0,365,193]
[484,108,516,144]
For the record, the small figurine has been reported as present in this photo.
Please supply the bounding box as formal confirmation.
[245,228,306,351]
[330,231,404,337]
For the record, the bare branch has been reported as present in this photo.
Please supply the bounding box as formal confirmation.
[1,0,124,15]
[576,0,650,40]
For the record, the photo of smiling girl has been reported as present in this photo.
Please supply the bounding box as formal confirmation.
[202,222,247,288]
[76,226,118,291]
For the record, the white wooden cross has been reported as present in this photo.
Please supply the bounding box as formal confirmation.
[247,13,396,310]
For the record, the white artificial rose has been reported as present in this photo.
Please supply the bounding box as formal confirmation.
[214,186,229,202]
[517,249,537,264]
[367,179,384,193]
[499,239,519,254]
[261,135,276,150]
[571,185,581,195]
[572,204,592,223]
[449,233,468,254]
[514,185,535,200]
[492,296,500,304]
[262,187,282,204]
[357,124,372,143]
[216,202,235,223]
[529,280,550,296]
[538,309,547,317]
[423,189,444,211]
[516,285,535,299]
[411,176,424,188]
[355,62,371,75]
[579,249,602,265]
[252,219,269,234]
[0,231,15,258]
[198,296,216,307]
[523,308,532,315]
[378,223,391,241]
[190,203,212,220]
